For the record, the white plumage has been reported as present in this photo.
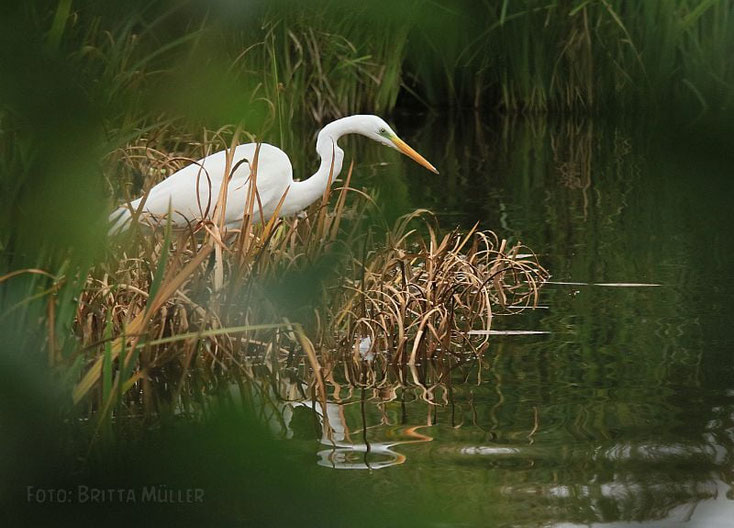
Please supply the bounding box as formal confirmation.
[109,115,438,234]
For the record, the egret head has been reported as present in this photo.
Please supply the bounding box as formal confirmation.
[362,116,439,174]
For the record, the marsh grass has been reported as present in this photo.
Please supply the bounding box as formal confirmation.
[403,0,734,114]
[217,0,734,117]
[40,0,734,136]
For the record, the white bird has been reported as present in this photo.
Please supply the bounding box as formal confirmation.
[109,115,438,234]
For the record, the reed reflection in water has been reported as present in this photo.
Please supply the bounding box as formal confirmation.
[236,344,733,526]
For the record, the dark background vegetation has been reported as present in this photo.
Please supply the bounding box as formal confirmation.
[2,0,733,525]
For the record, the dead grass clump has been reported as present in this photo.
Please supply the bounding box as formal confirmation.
[329,212,548,366]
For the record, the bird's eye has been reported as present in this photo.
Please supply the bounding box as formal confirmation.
[379,127,386,134]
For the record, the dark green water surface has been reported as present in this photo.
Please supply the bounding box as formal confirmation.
[275,114,734,527]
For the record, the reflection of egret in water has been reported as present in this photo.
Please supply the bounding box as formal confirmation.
[242,358,456,470]
[279,398,432,470]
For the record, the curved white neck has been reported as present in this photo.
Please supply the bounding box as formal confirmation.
[282,116,364,215]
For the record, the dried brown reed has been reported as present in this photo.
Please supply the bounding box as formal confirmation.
[327,213,548,367]
[72,131,547,421]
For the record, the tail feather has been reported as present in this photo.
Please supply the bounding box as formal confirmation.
[108,206,132,235]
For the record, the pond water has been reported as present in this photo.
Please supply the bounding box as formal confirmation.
[263,114,734,527]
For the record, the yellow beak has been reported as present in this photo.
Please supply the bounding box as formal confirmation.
[391,137,439,174]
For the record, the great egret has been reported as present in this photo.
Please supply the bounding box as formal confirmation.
[109,115,438,233]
